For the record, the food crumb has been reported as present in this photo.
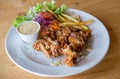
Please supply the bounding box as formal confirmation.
[50,60,63,66]
[86,46,92,52]
[81,55,86,59]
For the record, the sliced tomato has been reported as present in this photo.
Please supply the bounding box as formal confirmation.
[38,12,53,19]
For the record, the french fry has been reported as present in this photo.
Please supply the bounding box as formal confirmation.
[73,15,81,21]
[59,19,94,26]
[72,26,82,29]
[73,25,88,30]
[45,7,63,22]
[58,15,67,22]
[59,22,82,26]
[76,15,80,21]
[61,14,79,22]
[80,25,89,30]
[59,24,88,30]
[59,22,85,26]
[84,19,94,25]
[59,22,89,30]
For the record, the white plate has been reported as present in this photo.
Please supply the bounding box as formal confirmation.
[5,8,110,77]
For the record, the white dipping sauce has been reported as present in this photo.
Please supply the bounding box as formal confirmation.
[17,21,40,43]
[18,21,39,35]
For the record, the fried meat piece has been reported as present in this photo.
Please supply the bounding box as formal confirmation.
[63,46,77,66]
[33,38,63,57]
[33,26,91,66]
[33,39,51,58]
[68,35,85,52]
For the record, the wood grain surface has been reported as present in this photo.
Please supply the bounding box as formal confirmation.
[0,0,120,79]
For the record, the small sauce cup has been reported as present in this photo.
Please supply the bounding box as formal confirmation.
[16,21,40,43]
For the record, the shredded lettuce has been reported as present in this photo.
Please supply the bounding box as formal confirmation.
[33,3,44,13]
[54,8,61,14]
[26,7,37,20]
[13,16,30,27]
[60,4,67,12]
[43,0,56,11]
[54,4,67,14]
[51,0,56,10]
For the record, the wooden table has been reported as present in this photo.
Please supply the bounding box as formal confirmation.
[0,0,120,79]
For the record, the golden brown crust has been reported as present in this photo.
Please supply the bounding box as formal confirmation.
[33,27,91,66]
